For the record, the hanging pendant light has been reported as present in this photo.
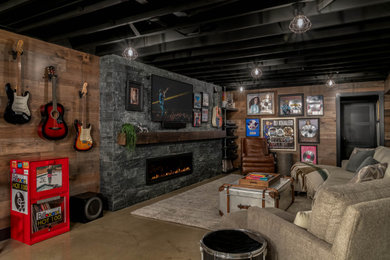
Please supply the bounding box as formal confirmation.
[251,66,262,79]
[289,3,312,34]
[326,78,336,88]
[122,46,138,60]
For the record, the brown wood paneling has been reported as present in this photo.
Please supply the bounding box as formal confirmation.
[0,29,100,230]
[228,81,386,169]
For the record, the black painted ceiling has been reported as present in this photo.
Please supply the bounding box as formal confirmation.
[1,0,390,90]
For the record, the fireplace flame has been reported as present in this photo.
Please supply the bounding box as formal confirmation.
[151,166,191,180]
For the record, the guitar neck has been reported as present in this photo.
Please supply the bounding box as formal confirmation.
[16,52,22,95]
[52,76,57,109]
[82,94,87,127]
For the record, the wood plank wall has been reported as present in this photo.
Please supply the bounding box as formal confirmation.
[0,29,100,230]
[227,81,388,169]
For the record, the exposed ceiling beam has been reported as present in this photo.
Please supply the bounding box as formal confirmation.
[0,0,30,13]
[96,5,390,57]
[46,0,234,42]
[17,0,131,33]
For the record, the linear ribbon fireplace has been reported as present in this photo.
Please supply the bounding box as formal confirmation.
[146,153,193,185]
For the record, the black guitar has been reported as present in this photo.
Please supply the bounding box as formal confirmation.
[4,40,31,124]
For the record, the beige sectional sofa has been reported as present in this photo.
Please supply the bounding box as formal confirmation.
[292,146,390,196]
[219,146,390,259]
[220,179,390,260]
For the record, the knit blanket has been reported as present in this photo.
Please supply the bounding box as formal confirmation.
[291,162,329,198]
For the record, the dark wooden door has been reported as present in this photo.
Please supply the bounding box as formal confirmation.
[340,100,377,160]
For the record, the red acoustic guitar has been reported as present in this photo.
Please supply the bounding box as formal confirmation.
[38,66,68,140]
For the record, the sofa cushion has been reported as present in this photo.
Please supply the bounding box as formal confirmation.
[346,149,375,172]
[308,178,390,244]
[373,146,390,178]
[317,165,354,189]
[349,163,387,183]
[332,197,390,259]
[355,156,379,172]
[293,210,311,229]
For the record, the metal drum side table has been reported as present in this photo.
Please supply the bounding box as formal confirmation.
[276,152,294,176]
[200,229,267,260]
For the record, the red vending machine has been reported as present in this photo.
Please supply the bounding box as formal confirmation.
[10,158,70,245]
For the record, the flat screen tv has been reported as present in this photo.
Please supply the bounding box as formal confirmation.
[151,75,193,122]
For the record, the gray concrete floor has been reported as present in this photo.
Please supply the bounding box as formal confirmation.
[0,175,227,260]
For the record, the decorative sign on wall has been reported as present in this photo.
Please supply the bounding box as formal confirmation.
[298,118,320,143]
[300,145,318,164]
[193,93,202,109]
[201,108,209,122]
[193,110,201,127]
[278,94,304,116]
[202,93,209,107]
[261,118,296,151]
[246,118,260,137]
[306,95,324,116]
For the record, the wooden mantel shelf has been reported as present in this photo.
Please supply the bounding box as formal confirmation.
[136,131,226,145]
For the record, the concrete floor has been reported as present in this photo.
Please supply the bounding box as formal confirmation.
[0,175,227,260]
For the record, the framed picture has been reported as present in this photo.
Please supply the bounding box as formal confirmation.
[258,92,275,115]
[300,145,318,164]
[202,93,209,107]
[246,118,260,137]
[247,93,261,115]
[261,118,296,151]
[306,95,324,116]
[201,108,209,122]
[193,93,202,109]
[278,94,304,116]
[298,118,320,143]
[193,110,201,127]
[125,80,142,111]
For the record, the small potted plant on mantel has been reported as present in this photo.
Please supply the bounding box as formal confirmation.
[117,123,137,150]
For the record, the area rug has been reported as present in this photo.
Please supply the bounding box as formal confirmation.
[131,174,311,230]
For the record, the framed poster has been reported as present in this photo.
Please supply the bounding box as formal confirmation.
[125,81,143,111]
[261,118,296,151]
[306,95,324,116]
[193,93,202,109]
[246,118,260,137]
[278,94,304,116]
[193,110,201,127]
[247,93,261,115]
[201,108,209,122]
[258,92,275,115]
[300,145,318,164]
[202,93,209,107]
[298,118,320,143]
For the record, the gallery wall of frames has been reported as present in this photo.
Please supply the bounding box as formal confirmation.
[0,29,100,232]
[228,81,390,168]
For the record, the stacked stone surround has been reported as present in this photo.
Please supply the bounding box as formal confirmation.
[100,55,223,211]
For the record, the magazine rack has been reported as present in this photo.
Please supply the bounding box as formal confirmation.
[10,158,69,245]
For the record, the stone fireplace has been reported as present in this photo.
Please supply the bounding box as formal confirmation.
[146,153,193,185]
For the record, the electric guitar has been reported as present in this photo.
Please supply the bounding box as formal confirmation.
[212,88,223,128]
[38,66,68,140]
[4,40,31,124]
[74,82,93,151]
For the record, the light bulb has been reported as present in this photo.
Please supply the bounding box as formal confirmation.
[297,18,304,28]
[254,68,259,75]
[128,48,134,57]
[239,86,244,92]
[326,79,335,88]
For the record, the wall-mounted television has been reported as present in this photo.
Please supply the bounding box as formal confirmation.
[151,75,193,123]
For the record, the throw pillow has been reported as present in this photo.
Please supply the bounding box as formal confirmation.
[294,210,312,229]
[346,149,375,172]
[373,146,390,178]
[349,163,388,183]
[355,156,379,172]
